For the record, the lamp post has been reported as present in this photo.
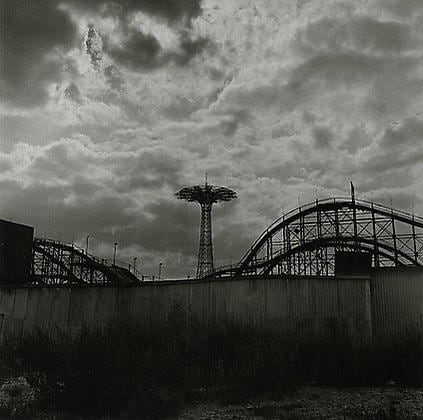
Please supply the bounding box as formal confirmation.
[133,257,137,274]
[113,242,118,266]
[86,235,90,255]
[158,262,163,280]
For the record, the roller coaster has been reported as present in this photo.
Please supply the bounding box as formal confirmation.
[29,196,423,284]
[205,197,423,278]
[31,238,152,285]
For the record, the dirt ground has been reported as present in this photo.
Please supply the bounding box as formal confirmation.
[175,387,423,419]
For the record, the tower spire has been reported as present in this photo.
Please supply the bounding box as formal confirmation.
[175,182,237,278]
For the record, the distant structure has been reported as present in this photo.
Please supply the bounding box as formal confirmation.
[176,179,237,278]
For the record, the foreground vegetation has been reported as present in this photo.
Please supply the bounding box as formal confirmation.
[0,318,421,418]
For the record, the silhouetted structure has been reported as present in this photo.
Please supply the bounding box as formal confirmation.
[0,219,33,285]
[31,238,145,285]
[176,181,237,278]
[205,197,423,279]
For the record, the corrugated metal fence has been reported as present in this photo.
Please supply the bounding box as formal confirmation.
[371,267,423,337]
[0,267,421,342]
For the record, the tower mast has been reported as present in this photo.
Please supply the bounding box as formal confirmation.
[175,181,237,278]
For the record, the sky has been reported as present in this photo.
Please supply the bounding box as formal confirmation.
[1,0,422,278]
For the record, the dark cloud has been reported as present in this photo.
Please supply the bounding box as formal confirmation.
[163,95,201,120]
[81,1,209,71]
[223,83,284,111]
[64,84,82,102]
[171,34,211,65]
[372,189,418,212]
[378,0,423,19]
[26,139,94,180]
[291,53,401,88]
[112,148,185,191]
[294,16,413,56]
[209,108,251,137]
[0,0,77,108]
[18,137,186,196]
[271,122,297,139]
[70,0,202,23]
[286,13,420,119]
[0,179,136,239]
[213,222,251,265]
[362,118,423,172]
[106,30,162,70]
[339,126,372,154]
[114,199,198,254]
[104,29,210,70]
[0,114,61,151]
[0,155,12,173]
[104,65,124,90]
[351,17,412,52]
[123,0,202,22]
[312,126,333,148]
[1,0,206,108]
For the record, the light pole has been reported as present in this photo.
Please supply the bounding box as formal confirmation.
[113,242,118,266]
[133,257,137,274]
[158,262,163,280]
[86,235,90,255]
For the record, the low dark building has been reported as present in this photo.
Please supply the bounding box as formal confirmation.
[0,219,34,285]
[335,251,372,276]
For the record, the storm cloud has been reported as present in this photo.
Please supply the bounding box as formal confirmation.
[0,0,77,107]
[0,0,206,108]
[1,0,422,277]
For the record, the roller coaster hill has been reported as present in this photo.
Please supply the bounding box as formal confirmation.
[0,195,422,285]
[0,220,153,286]
[204,195,423,279]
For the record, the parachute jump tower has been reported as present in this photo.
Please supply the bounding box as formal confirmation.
[176,180,237,278]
